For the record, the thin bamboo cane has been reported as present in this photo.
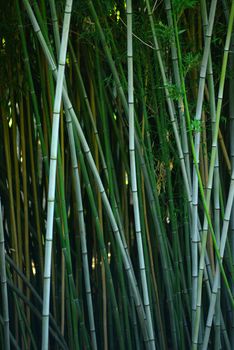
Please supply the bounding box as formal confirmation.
[200,3,221,346]
[42,1,73,348]
[64,85,98,350]
[127,1,155,347]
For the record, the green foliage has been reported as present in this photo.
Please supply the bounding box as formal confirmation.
[172,0,198,14]
[164,83,183,101]
[189,119,202,133]
[183,51,201,76]
[154,22,174,45]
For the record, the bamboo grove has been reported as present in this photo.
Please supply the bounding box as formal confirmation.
[0,0,234,349]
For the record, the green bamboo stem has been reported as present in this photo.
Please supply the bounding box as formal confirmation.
[0,202,10,350]
[64,89,97,350]
[42,1,73,348]
[199,2,221,347]
[127,1,155,347]
[137,58,167,349]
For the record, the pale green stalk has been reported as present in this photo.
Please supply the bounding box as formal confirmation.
[48,3,97,347]
[42,1,73,348]
[191,1,217,337]
[127,1,155,347]
[0,202,10,350]
[200,2,221,347]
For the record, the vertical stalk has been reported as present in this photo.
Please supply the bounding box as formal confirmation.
[127,1,155,347]
[190,1,217,338]
[42,1,73,348]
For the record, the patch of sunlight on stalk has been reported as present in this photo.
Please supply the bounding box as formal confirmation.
[125,172,128,185]
[108,242,111,264]
[8,118,12,128]
[113,113,117,121]
[2,37,5,47]
[31,260,36,276]
[92,256,96,270]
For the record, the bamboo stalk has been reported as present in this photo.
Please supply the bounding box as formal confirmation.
[127,1,155,347]
[41,1,73,348]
